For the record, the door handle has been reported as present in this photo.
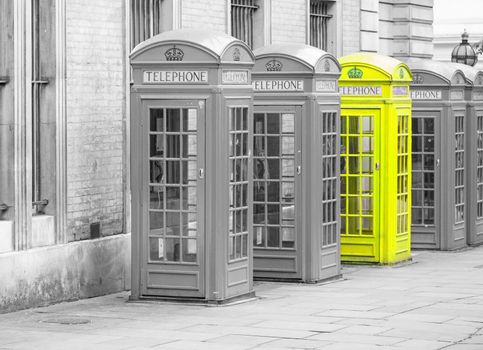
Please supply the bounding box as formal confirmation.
[436,159,440,167]
[375,162,380,170]
[199,168,204,179]
[297,166,302,175]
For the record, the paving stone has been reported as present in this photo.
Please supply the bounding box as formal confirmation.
[393,339,452,349]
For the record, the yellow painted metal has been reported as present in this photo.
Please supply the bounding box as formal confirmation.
[338,53,412,264]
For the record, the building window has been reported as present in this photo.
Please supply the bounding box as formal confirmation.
[231,0,258,48]
[310,0,333,51]
[130,0,163,49]
[455,115,465,224]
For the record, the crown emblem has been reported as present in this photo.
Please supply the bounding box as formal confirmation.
[348,67,363,79]
[324,59,330,72]
[413,74,424,84]
[265,60,282,71]
[233,48,241,61]
[165,46,184,61]
[399,68,405,79]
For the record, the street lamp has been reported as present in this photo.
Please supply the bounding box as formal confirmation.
[451,30,478,67]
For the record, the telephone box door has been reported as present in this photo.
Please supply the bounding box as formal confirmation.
[253,106,303,279]
[340,108,381,262]
[141,100,205,298]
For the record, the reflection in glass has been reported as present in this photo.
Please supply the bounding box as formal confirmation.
[267,113,279,134]
[267,227,280,247]
[166,109,181,132]
[282,228,295,248]
[282,114,294,133]
[348,117,359,134]
[267,182,280,202]
[150,109,164,132]
[150,186,164,209]
[282,137,294,155]
[267,136,280,156]
[150,161,164,183]
[165,238,180,261]
[254,113,265,133]
[182,238,197,262]
[150,135,164,157]
[150,211,164,232]
[166,211,180,234]
[267,204,280,224]
[149,237,164,261]
[361,116,373,133]
[254,226,265,246]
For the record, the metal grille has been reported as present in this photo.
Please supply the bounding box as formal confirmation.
[411,116,435,226]
[31,0,49,213]
[310,0,332,50]
[477,115,483,218]
[397,115,410,237]
[231,0,258,48]
[340,114,375,236]
[148,108,199,263]
[253,112,296,249]
[322,111,338,246]
[455,115,465,224]
[228,107,249,261]
[131,0,162,49]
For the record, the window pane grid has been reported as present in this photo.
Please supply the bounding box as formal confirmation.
[411,116,435,226]
[310,1,333,50]
[231,0,258,48]
[254,112,296,249]
[340,115,374,236]
[229,107,250,261]
[322,112,338,247]
[455,115,465,224]
[397,115,410,236]
[131,0,163,49]
[477,115,483,218]
[148,108,198,264]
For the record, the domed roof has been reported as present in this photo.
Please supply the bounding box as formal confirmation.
[253,44,340,71]
[405,58,466,84]
[130,29,250,59]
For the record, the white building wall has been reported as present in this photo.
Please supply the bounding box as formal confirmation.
[66,0,125,241]
[342,0,361,55]
[182,0,227,33]
[271,0,307,45]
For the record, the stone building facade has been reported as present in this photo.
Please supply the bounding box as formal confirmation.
[0,0,433,312]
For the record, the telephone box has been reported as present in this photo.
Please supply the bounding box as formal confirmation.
[338,53,412,264]
[406,58,467,250]
[130,30,255,302]
[454,64,483,246]
[251,44,341,281]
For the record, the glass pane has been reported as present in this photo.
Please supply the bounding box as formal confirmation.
[254,181,265,202]
[282,228,295,248]
[182,108,197,132]
[282,113,294,133]
[267,159,280,179]
[282,182,294,202]
[150,109,164,132]
[348,117,359,134]
[267,204,280,224]
[424,136,434,152]
[282,159,294,177]
[166,161,180,183]
[254,136,265,157]
[150,186,164,209]
[282,137,295,155]
[254,113,265,134]
[149,237,164,261]
[361,116,373,134]
[150,161,164,183]
[424,118,434,134]
[166,211,180,234]
[165,238,180,261]
[413,154,422,170]
[412,118,423,134]
[166,109,181,132]
[267,113,279,134]
[166,186,180,210]
[412,136,422,152]
[182,238,197,262]
[182,135,197,158]
[361,137,373,153]
[282,204,295,225]
[267,182,280,202]
[149,211,164,232]
[267,227,280,247]
[267,136,280,156]
[150,135,164,157]
[361,177,373,194]
[254,204,265,224]
[254,226,265,246]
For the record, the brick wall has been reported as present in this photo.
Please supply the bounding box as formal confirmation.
[182,0,227,32]
[66,0,125,241]
[271,0,306,45]
[342,0,360,55]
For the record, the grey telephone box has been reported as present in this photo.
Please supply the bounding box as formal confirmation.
[130,30,255,302]
[454,64,483,246]
[251,44,341,282]
[406,58,467,250]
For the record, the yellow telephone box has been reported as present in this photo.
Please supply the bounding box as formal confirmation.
[338,53,412,264]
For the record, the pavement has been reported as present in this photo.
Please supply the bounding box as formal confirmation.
[1,247,483,350]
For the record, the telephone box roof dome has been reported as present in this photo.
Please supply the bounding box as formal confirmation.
[405,58,466,85]
[130,29,252,59]
[338,52,411,81]
[253,44,340,71]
